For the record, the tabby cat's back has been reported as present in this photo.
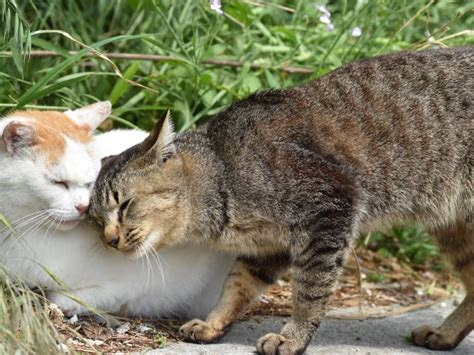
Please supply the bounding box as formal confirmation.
[204,47,472,225]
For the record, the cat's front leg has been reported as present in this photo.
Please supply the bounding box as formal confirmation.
[47,286,116,317]
[47,290,89,316]
[180,253,290,343]
[257,227,352,355]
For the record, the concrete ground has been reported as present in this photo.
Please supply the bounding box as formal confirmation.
[151,299,474,354]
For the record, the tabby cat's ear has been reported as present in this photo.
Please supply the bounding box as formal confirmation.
[65,101,112,130]
[140,110,175,161]
[101,154,117,167]
[1,121,37,157]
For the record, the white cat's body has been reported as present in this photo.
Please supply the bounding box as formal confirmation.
[0,104,233,318]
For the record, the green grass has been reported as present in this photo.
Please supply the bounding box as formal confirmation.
[0,0,472,351]
[0,267,63,353]
[0,0,472,131]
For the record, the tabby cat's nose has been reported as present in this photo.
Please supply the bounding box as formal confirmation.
[107,235,120,249]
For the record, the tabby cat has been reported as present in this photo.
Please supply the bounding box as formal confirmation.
[89,47,473,354]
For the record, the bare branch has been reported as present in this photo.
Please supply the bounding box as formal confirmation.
[0,50,314,75]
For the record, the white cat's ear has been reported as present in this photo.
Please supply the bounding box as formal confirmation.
[65,101,112,130]
[1,121,37,157]
[140,110,175,160]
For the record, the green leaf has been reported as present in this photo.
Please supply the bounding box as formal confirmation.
[27,72,105,102]
[110,61,140,104]
[38,265,68,289]
[9,39,22,75]
[0,213,13,231]
[264,69,280,89]
[240,75,261,93]
[30,37,70,57]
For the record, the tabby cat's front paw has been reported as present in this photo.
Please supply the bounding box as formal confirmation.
[412,325,461,350]
[179,319,224,343]
[256,333,305,355]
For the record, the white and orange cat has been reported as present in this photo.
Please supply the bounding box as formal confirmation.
[0,102,234,317]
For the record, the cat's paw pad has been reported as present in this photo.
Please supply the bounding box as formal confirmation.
[412,325,459,350]
[179,319,224,343]
[256,333,304,355]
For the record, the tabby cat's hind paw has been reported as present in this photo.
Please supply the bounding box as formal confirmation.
[412,325,462,350]
[256,333,305,355]
[179,319,224,344]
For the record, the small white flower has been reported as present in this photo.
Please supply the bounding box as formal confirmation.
[315,4,334,32]
[209,0,223,15]
[314,4,331,18]
[351,26,362,38]
[319,14,331,24]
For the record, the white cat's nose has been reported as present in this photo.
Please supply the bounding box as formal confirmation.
[75,204,89,215]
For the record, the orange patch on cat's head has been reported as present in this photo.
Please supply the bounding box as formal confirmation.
[7,110,93,164]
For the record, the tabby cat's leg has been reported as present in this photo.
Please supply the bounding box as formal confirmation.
[257,227,352,355]
[412,221,474,350]
[180,253,290,344]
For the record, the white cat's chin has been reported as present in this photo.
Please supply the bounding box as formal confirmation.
[49,215,84,231]
[54,219,81,231]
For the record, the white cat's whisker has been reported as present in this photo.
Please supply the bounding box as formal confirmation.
[1,210,49,230]
[0,212,46,250]
[21,214,52,244]
[40,216,59,245]
[4,214,51,257]
[9,210,51,230]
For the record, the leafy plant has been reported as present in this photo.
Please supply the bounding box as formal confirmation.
[155,331,168,348]
[363,225,440,266]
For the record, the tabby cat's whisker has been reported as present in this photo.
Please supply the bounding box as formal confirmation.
[144,240,166,288]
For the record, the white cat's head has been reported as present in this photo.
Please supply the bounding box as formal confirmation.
[0,101,111,231]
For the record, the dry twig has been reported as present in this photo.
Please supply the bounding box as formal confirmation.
[0,50,314,74]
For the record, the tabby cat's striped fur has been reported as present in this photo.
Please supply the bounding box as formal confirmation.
[90,47,473,354]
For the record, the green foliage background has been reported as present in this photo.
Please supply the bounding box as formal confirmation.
[0,0,472,131]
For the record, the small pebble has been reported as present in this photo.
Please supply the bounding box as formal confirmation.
[136,323,154,333]
[116,321,131,334]
[67,314,79,325]
[66,338,83,346]
[57,343,69,353]
[85,339,105,346]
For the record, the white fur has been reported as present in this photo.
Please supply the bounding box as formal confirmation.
[0,118,234,318]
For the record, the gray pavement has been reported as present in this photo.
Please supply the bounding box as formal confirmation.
[150,299,474,354]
